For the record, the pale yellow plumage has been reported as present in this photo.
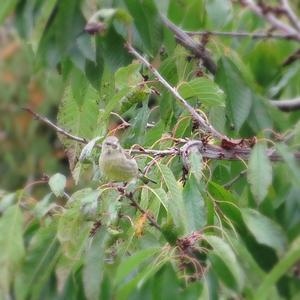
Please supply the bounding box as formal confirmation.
[99,136,139,182]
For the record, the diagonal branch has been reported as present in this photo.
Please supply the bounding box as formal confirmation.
[125,43,227,142]
[239,0,300,42]
[23,108,88,144]
[280,0,300,31]
[160,15,217,75]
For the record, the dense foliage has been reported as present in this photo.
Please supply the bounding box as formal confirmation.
[1,0,300,299]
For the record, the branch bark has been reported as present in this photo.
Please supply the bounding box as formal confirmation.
[125,43,227,142]
[24,108,300,161]
[280,0,300,31]
[270,97,300,111]
[186,30,292,40]
[239,0,300,42]
[160,15,217,75]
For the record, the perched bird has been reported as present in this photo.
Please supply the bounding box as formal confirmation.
[99,136,155,183]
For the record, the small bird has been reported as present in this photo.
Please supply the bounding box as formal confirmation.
[99,136,155,183]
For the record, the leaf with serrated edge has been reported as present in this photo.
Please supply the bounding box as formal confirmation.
[247,143,272,204]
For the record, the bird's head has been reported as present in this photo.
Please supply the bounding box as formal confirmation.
[102,136,121,154]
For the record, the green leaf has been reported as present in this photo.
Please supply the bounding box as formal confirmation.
[115,63,143,90]
[188,150,203,183]
[79,136,103,162]
[57,190,92,259]
[159,164,187,233]
[241,208,287,255]
[276,143,300,186]
[83,228,108,300]
[178,78,225,107]
[183,176,206,231]
[205,235,244,291]
[216,57,253,131]
[80,189,102,221]
[57,83,101,169]
[115,247,160,285]
[254,237,300,299]
[37,0,85,67]
[0,205,24,298]
[30,0,58,53]
[48,173,66,197]
[206,0,232,29]
[97,26,132,71]
[124,0,162,56]
[14,222,60,300]
[116,250,169,300]
[0,192,16,213]
[247,143,272,204]
[0,0,18,24]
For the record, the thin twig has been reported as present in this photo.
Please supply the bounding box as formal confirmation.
[24,107,300,161]
[125,43,227,142]
[223,170,247,189]
[186,30,291,39]
[110,111,155,128]
[117,187,161,230]
[23,107,88,144]
[280,0,300,31]
[270,97,300,111]
[239,0,300,41]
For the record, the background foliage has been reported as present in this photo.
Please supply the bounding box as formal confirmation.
[1,0,300,299]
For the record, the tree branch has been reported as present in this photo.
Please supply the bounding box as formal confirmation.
[23,108,88,144]
[280,0,300,32]
[24,108,300,161]
[239,0,300,42]
[270,97,300,111]
[160,15,217,75]
[186,30,292,40]
[125,43,227,142]
[117,187,161,230]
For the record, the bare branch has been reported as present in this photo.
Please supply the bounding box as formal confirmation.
[280,0,300,31]
[282,48,300,66]
[117,187,161,230]
[223,170,247,189]
[160,15,217,75]
[24,108,300,161]
[125,43,227,142]
[239,0,300,41]
[270,97,300,111]
[186,30,292,40]
[23,107,88,144]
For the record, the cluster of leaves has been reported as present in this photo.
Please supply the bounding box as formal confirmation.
[1,0,300,299]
